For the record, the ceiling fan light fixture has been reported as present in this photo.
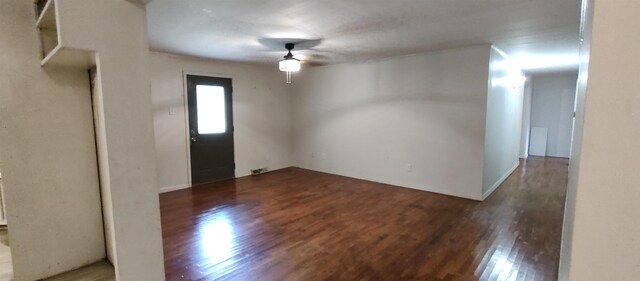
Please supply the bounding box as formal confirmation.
[279,58,301,72]
[279,43,301,84]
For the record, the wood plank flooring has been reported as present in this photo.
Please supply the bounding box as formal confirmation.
[43,261,115,281]
[160,157,568,281]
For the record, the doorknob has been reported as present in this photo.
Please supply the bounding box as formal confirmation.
[191,137,197,143]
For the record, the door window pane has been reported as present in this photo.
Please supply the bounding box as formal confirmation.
[196,85,226,134]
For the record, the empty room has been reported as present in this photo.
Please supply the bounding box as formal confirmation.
[1,0,639,281]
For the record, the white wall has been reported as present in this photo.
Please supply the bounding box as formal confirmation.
[530,72,578,158]
[90,66,116,265]
[57,1,166,279]
[561,0,640,280]
[559,0,592,278]
[1,1,166,280]
[482,47,525,197]
[151,52,293,191]
[0,1,105,279]
[292,46,491,200]
[520,78,532,158]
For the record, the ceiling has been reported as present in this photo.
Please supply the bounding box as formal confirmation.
[147,0,582,74]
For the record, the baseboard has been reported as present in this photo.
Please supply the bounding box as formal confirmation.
[160,183,191,194]
[542,155,570,160]
[235,166,294,179]
[293,166,481,201]
[160,167,294,194]
[482,161,519,200]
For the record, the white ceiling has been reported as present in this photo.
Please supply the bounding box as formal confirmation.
[147,0,581,73]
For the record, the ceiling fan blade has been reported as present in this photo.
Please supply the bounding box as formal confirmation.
[257,38,323,51]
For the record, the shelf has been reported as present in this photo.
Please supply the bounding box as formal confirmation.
[34,0,95,68]
[41,45,95,68]
[35,0,55,28]
[34,0,50,21]
[36,0,58,59]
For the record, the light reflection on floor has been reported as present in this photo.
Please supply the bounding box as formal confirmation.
[198,211,238,273]
[494,256,516,281]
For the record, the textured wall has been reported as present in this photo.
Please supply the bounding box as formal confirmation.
[150,52,293,190]
[0,1,105,279]
[292,46,491,200]
[561,0,640,280]
[482,47,525,197]
[0,0,166,280]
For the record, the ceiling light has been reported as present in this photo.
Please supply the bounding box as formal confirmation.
[509,54,580,72]
[279,43,301,84]
[492,75,527,89]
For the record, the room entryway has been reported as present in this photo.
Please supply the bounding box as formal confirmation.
[525,73,578,158]
[0,169,11,281]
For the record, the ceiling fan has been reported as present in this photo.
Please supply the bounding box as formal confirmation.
[279,43,301,84]
[259,38,328,84]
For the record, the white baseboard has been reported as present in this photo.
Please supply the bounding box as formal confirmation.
[295,166,482,201]
[159,183,190,194]
[482,161,519,200]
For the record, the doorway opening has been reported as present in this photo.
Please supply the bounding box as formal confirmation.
[521,72,578,159]
[0,168,11,280]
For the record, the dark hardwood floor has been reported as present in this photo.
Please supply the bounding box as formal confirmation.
[160,157,568,281]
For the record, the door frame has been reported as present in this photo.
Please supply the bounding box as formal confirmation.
[181,70,235,187]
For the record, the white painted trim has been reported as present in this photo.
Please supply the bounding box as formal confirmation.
[181,71,192,187]
[183,70,234,80]
[159,184,191,194]
[482,161,520,200]
[0,176,6,226]
[294,166,482,201]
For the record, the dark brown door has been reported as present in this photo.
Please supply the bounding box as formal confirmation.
[187,75,235,184]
